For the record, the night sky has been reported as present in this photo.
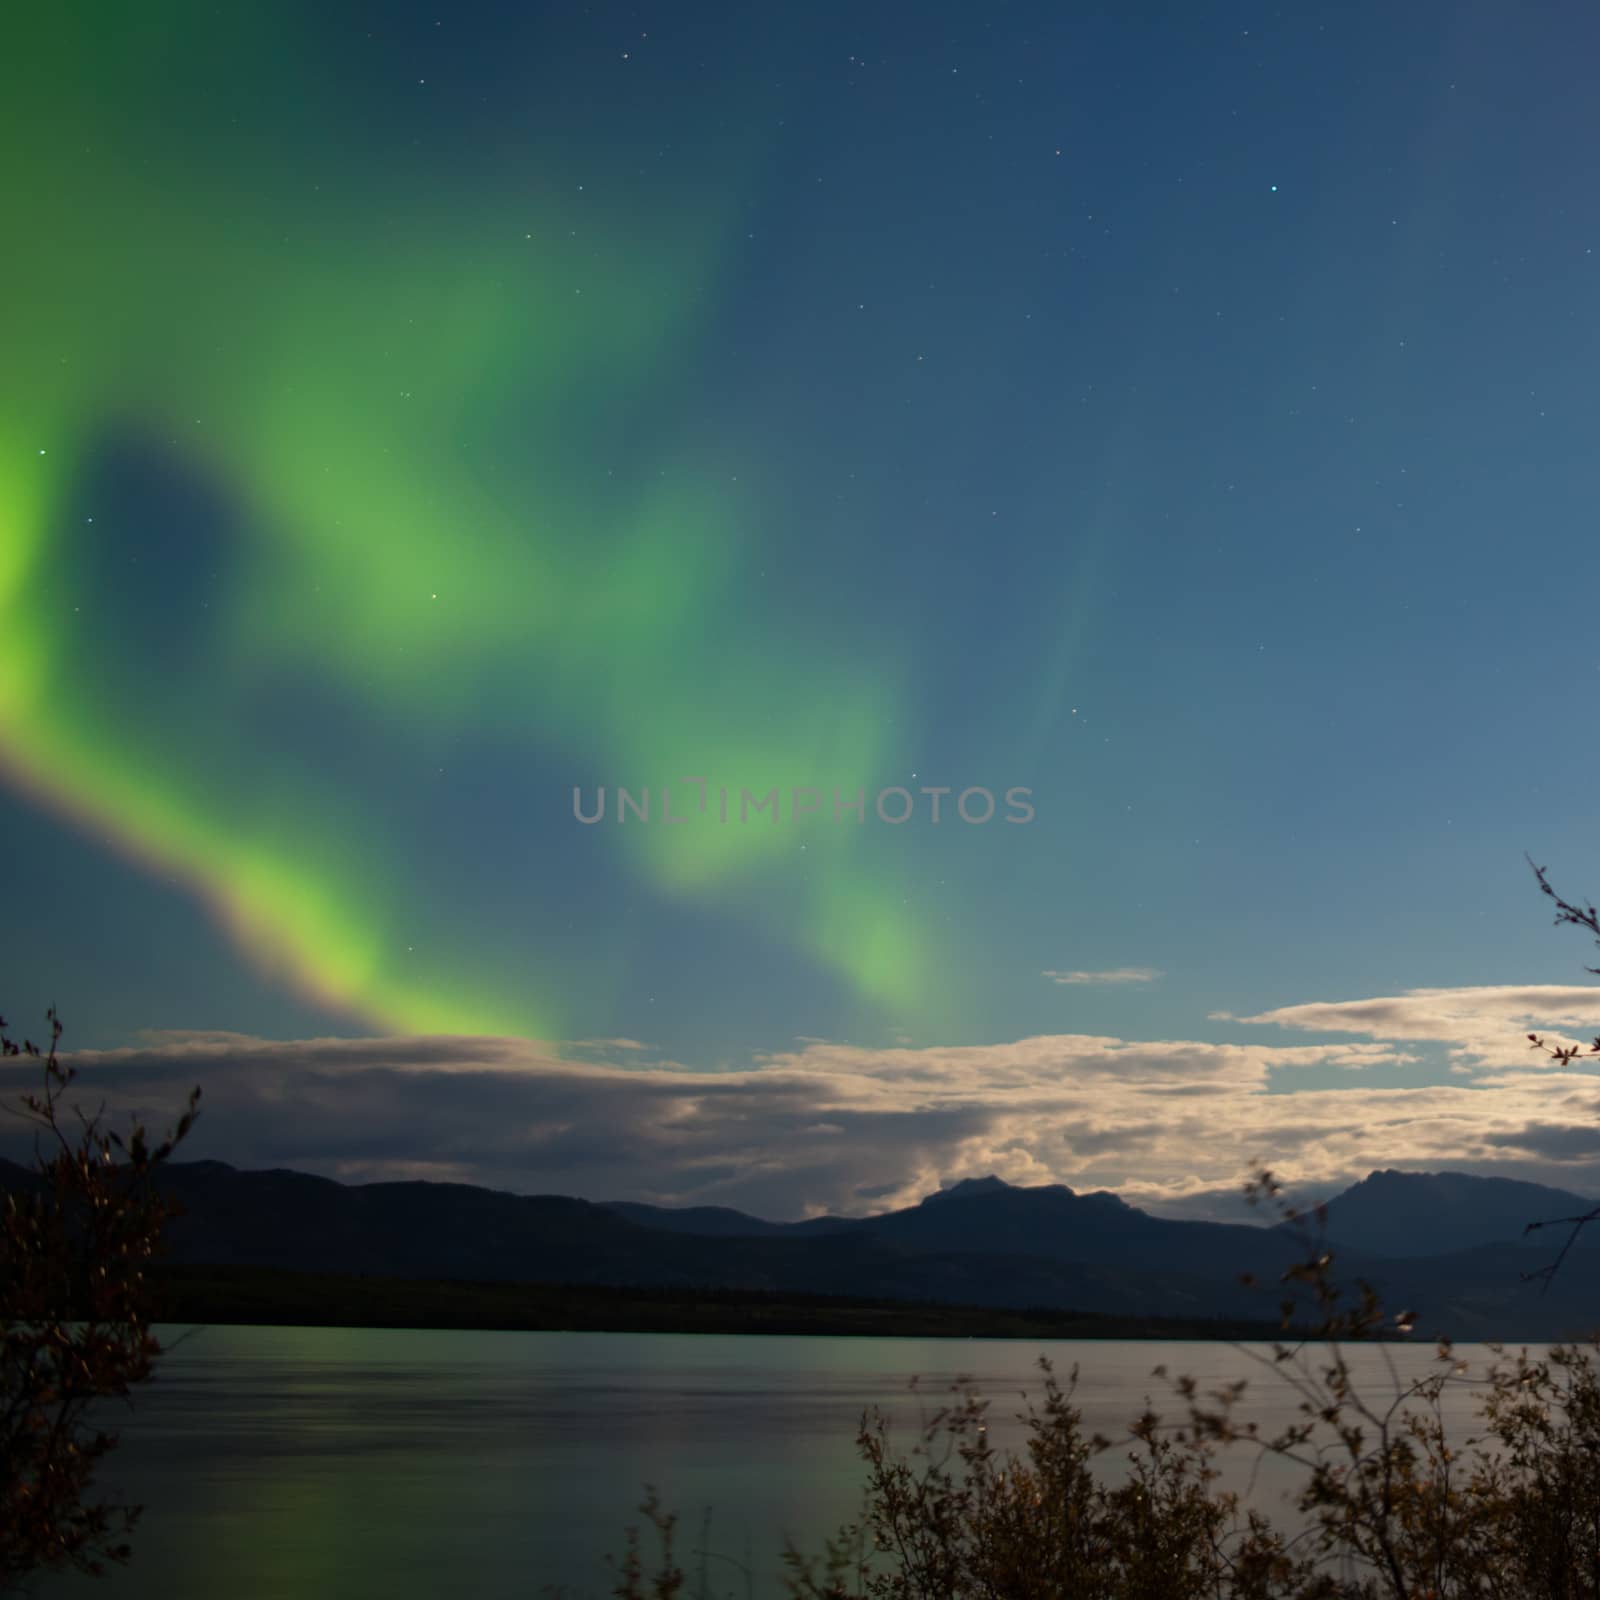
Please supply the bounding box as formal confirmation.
[3,1,1599,1219]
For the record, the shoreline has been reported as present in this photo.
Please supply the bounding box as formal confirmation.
[150,1262,1336,1341]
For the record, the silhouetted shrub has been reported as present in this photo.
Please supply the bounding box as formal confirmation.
[606,1173,1600,1599]
[0,1007,199,1589]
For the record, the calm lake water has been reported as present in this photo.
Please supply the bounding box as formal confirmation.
[34,1326,1543,1600]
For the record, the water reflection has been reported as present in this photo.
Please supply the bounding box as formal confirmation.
[35,1327,1540,1600]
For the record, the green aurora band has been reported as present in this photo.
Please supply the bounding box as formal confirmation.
[0,7,948,1040]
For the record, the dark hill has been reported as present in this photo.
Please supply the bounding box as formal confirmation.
[601,1200,855,1238]
[8,1159,1600,1338]
[1305,1169,1600,1260]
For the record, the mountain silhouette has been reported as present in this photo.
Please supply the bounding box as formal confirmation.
[1295,1168,1600,1259]
[7,1159,1599,1339]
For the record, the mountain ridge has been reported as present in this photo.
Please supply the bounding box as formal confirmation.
[1296,1167,1600,1260]
[8,1158,1599,1339]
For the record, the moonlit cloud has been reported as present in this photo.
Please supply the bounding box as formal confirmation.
[1044,968,1163,986]
[11,985,1600,1223]
[1227,985,1600,1071]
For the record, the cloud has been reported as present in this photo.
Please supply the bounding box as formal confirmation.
[1229,985,1600,1072]
[10,991,1600,1223]
[1044,968,1162,986]
[8,986,1598,1224]
[1481,1116,1600,1160]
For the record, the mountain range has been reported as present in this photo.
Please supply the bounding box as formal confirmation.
[1309,1168,1600,1259]
[6,1158,1599,1341]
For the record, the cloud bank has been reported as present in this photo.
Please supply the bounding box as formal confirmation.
[4,984,1598,1223]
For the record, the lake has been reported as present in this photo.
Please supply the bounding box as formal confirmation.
[35,1326,1540,1599]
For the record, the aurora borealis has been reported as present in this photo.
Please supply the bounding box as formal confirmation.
[4,2,1600,1216]
[1,4,951,1039]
